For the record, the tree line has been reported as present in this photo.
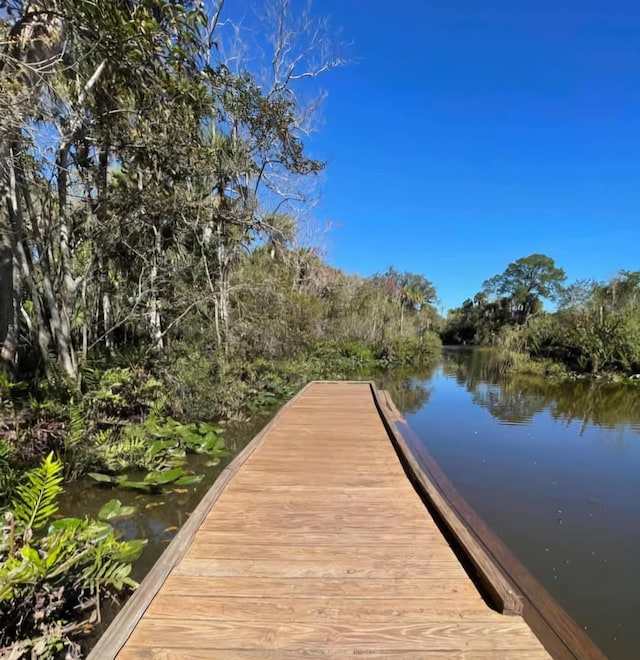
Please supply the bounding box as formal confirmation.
[0,0,443,466]
[443,254,640,375]
[0,0,441,391]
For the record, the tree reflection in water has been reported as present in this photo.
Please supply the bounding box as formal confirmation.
[439,348,640,435]
[377,362,438,415]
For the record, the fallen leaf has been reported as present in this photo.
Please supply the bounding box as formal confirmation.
[164,526,178,532]
[173,488,188,493]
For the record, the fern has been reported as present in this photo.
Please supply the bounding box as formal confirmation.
[0,441,11,465]
[12,453,63,531]
[66,403,86,450]
[0,441,17,505]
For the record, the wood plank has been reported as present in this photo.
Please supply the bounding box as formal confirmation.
[159,575,484,600]
[123,618,547,651]
[185,541,456,562]
[214,489,418,501]
[173,556,464,579]
[119,649,550,660]
[190,529,446,546]
[203,510,435,528]
[228,473,402,487]
[145,595,493,623]
[200,513,436,531]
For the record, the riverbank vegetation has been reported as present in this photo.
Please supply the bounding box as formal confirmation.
[443,255,640,379]
[0,0,444,472]
[1,2,441,654]
[1,454,146,657]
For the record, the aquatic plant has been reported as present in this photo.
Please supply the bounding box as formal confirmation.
[89,466,204,493]
[94,415,225,472]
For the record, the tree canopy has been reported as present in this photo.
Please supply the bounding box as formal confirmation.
[442,256,639,375]
[482,254,567,323]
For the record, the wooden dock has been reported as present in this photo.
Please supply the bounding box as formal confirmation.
[90,381,605,659]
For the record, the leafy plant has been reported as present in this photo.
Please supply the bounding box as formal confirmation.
[0,455,146,656]
[0,442,18,508]
[89,466,204,493]
[98,499,137,522]
[11,453,63,532]
[93,414,226,475]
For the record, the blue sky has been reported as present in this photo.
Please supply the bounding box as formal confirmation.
[293,0,640,312]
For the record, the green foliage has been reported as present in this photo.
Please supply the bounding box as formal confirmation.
[11,453,64,532]
[159,346,238,421]
[339,341,375,363]
[376,334,443,368]
[0,456,145,655]
[89,466,204,493]
[82,367,166,419]
[519,271,640,375]
[445,266,640,377]
[0,442,18,507]
[93,414,226,474]
[98,499,137,522]
[482,254,567,324]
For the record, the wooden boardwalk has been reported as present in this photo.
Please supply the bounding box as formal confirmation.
[90,381,601,659]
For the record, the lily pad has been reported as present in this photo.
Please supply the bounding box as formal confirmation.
[174,474,204,486]
[145,467,185,484]
[88,472,118,485]
[99,499,137,522]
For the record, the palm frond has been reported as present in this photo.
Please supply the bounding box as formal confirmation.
[66,403,87,450]
[12,453,63,531]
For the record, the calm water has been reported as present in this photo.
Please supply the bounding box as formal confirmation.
[383,347,640,660]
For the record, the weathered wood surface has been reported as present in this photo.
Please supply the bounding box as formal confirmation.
[92,381,553,659]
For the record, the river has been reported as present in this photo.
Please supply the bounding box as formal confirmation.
[382,346,640,659]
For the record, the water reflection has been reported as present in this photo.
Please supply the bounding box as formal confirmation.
[378,364,438,414]
[442,348,640,435]
[386,347,640,660]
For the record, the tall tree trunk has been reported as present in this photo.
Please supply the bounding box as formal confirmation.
[148,226,164,351]
[1,141,21,370]
[216,220,229,354]
[53,145,78,379]
[0,215,19,370]
[6,144,53,368]
[96,134,114,353]
[81,278,88,360]
[102,290,113,353]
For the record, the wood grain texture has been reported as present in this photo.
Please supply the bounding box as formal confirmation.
[90,381,554,659]
[159,575,483,600]
[144,595,490,622]
[123,618,550,651]
[118,648,551,659]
